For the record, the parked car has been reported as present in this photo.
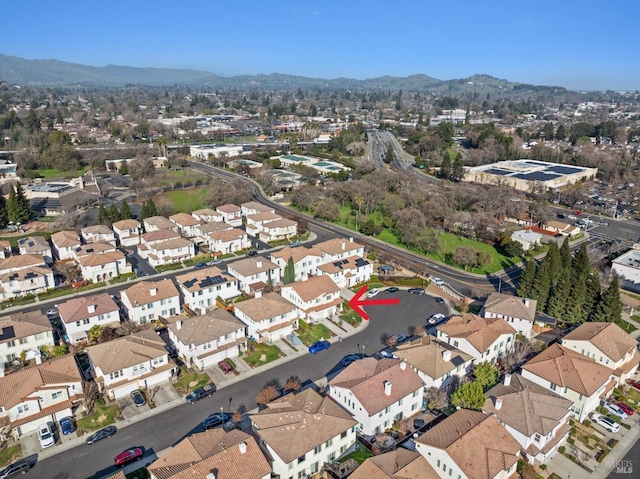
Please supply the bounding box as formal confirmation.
[186,383,217,404]
[85,426,117,445]
[202,412,230,430]
[246,250,258,257]
[627,379,640,391]
[408,288,425,295]
[0,458,34,478]
[591,413,620,433]
[164,344,178,358]
[341,354,362,367]
[209,259,223,265]
[59,416,75,435]
[602,401,628,420]
[366,288,380,298]
[430,277,445,286]
[389,334,408,344]
[45,307,58,317]
[433,296,445,304]
[614,401,634,416]
[194,262,207,270]
[130,389,146,407]
[385,287,399,293]
[218,360,233,374]
[378,350,398,359]
[309,340,331,354]
[38,423,55,449]
[428,313,446,325]
[114,447,144,467]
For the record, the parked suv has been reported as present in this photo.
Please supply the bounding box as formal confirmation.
[408,288,425,295]
[186,383,217,404]
[591,413,620,433]
[602,401,628,420]
[0,459,34,478]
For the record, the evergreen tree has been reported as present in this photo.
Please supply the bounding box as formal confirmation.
[13,183,32,224]
[98,203,108,225]
[564,280,587,323]
[517,260,537,298]
[141,199,159,220]
[0,194,7,227]
[572,243,590,281]
[451,381,485,410]
[6,185,18,224]
[283,256,295,284]
[119,199,133,220]
[472,362,500,391]
[593,275,622,323]
[108,203,121,224]
[547,270,571,319]
[545,242,562,286]
[559,238,572,271]
[530,260,551,310]
[583,273,602,321]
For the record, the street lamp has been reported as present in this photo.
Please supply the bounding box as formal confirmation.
[221,406,224,417]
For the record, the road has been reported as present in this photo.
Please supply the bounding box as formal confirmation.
[27,291,447,479]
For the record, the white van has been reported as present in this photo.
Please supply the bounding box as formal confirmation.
[431,277,445,286]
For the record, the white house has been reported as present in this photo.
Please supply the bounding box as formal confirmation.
[0,255,54,301]
[216,204,242,227]
[191,208,224,223]
[57,293,120,343]
[143,215,178,233]
[511,230,542,251]
[81,225,116,246]
[245,212,283,238]
[316,255,373,288]
[329,358,424,435]
[484,373,573,465]
[481,293,538,338]
[260,218,298,242]
[120,279,181,325]
[241,201,275,218]
[137,237,195,267]
[140,229,181,247]
[112,219,142,247]
[227,256,281,294]
[169,212,202,238]
[175,266,241,315]
[315,237,365,264]
[280,275,342,321]
[51,230,81,260]
[72,241,117,262]
[269,246,323,282]
[436,313,516,366]
[0,311,54,369]
[87,330,176,399]
[194,222,233,250]
[18,236,53,264]
[207,228,251,255]
[78,250,131,283]
[233,292,299,343]
[167,311,247,370]
[251,388,357,479]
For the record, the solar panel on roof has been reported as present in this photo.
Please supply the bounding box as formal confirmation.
[355,258,368,267]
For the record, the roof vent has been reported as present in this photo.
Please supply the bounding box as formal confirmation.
[441,350,452,362]
[239,442,247,454]
[504,373,512,386]
[384,380,392,396]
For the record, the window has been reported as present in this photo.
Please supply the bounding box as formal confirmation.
[109,370,123,380]
[385,406,391,414]
[325,438,333,447]
[340,431,347,439]
[413,390,419,397]
[550,383,557,391]
[398,398,403,406]
[203,342,212,350]
[534,433,541,443]
[51,391,62,400]
[7,340,15,348]
[437,459,441,468]
[17,404,30,413]
[310,462,319,474]
[297,454,305,464]
[314,445,322,454]
[39,396,45,403]
[327,452,335,463]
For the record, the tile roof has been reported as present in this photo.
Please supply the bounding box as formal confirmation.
[216,204,241,214]
[18,236,50,253]
[121,279,180,306]
[241,201,273,213]
[417,410,520,479]
[78,250,126,267]
[315,238,362,256]
[251,388,357,464]
[176,267,235,293]
[437,313,516,354]
[0,311,52,345]
[0,265,52,283]
[483,373,572,437]
[146,237,194,252]
[168,311,244,346]
[394,336,473,380]
[192,208,221,217]
[234,292,297,322]
[562,321,638,362]
[317,255,370,274]
[482,293,537,322]
[285,275,340,302]
[112,219,141,230]
[141,229,181,243]
[330,358,425,414]
[81,225,114,236]
[228,256,278,277]
[0,355,82,409]
[51,230,80,248]
[270,245,322,264]
[262,218,297,229]
[74,241,117,257]
[246,212,282,223]
[148,429,270,479]
[349,449,437,479]
[521,343,614,396]
[57,292,119,324]
[87,331,167,374]
[208,228,246,242]
[169,212,201,227]
[143,216,176,229]
[197,222,233,234]
[0,254,45,271]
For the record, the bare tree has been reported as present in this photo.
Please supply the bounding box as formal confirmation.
[424,387,448,410]
[256,385,279,405]
[284,375,302,393]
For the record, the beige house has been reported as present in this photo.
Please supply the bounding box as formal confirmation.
[51,230,81,260]
[216,203,242,227]
[143,215,178,233]
[269,246,323,282]
[169,212,202,238]
[0,255,54,300]
[72,241,117,262]
[81,225,116,246]
[148,428,271,479]
[140,229,181,246]
[137,237,195,267]
[227,256,281,294]
[241,201,275,217]
[0,311,54,369]
[245,212,282,237]
[175,266,240,315]
[191,208,224,223]
[207,228,251,255]
[349,449,437,479]
[57,293,120,343]
[315,237,365,263]
[315,254,373,288]
[18,236,53,264]
[195,221,233,250]
[260,218,298,242]
[280,275,342,321]
[120,279,181,325]
[251,388,357,479]
[112,219,142,247]
[78,250,131,283]
[233,292,299,343]
[544,220,580,237]
[481,293,537,338]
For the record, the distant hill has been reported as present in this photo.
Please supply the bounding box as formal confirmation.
[0,53,567,95]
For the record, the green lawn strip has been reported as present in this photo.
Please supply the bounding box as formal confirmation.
[76,403,121,434]
[155,263,185,273]
[613,317,637,333]
[243,344,283,368]
[295,320,333,345]
[341,309,362,327]
[0,444,22,467]
[173,371,212,396]
[34,167,89,179]
[340,446,373,464]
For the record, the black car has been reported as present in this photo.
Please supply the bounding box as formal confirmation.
[186,383,217,404]
[194,262,207,269]
[433,296,445,304]
[246,250,258,257]
[0,458,35,479]
[86,426,117,445]
[385,287,399,293]
[408,287,425,295]
[130,389,146,407]
[202,412,230,429]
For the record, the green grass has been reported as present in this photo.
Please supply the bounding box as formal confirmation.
[155,263,185,273]
[173,371,212,396]
[341,309,362,327]
[0,444,21,467]
[36,167,89,179]
[0,231,51,247]
[295,320,333,346]
[76,403,121,433]
[243,343,283,367]
[613,318,637,333]
[340,446,373,464]
[162,188,209,213]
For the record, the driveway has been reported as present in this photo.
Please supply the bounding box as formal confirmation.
[118,394,150,420]
[124,247,156,277]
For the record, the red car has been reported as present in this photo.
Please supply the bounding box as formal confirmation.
[627,379,640,391]
[114,448,144,467]
[614,401,634,416]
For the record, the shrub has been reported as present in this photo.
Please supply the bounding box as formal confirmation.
[582,419,591,427]
[596,448,610,463]
[569,419,575,426]
[540,464,547,470]
[608,439,619,448]
[567,438,575,445]
[558,446,566,454]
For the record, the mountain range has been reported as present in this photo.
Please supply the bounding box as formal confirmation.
[0,53,567,95]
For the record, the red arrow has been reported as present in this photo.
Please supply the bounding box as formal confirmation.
[349,285,400,321]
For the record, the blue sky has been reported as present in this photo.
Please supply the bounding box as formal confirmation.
[3,0,638,91]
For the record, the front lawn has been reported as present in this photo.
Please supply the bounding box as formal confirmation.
[243,343,283,368]
[0,444,21,468]
[339,445,373,464]
[76,403,121,433]
[341,309,362,327]
[296,320,333,346]
[34,167,89,179]
[173,370,212,396]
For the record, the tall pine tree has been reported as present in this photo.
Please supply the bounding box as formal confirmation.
[517,260,537,298]
[141,199,159,221]
[0,194,7,228]
[530,259,551,309]
[120,200,133,220]
[592,275,622,323]
[283,256,295,284]
[108,203,121,224]
[13,183,32,224]
[547,270,571,319]
[559,238,572,272]
[98,203,108,225]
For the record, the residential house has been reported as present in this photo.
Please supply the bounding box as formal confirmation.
[80,225,116,246]
[269,246,323,282]
[175,267,240,315]
[245,212,282,238]
[520,343,615,421]
[316,255,373,288]
[394,336,473,390]
[51,230,81,260]
[349,449,437,479]
[544,220,580,237]
[18,236,53,264]
[233,292,299,343]
[251,388,357,479]
[511,230,542,251]
[72,241,117,262]
[120,279,181,325]
[143,215,178,233]
[0,255,54,301]
[0,311,54,369]
[415,409,521,479]
[483,373,573,464]
[481,293,538,338]
[435,313,516,366]
[227,256,281,294]
[315,237,365,264]
[195,221,233,251]
[140,229,181,247]
[78,251,131,283]
[167,311,247,370]
[241,201,275,217]
[169,212,203,238]
[87,330,175,399]
[112,219,142,247]
[561,322,640,385]
[216,204,242,227]
[207,228,251,255]
[329,358,424,435]
[191,208,224,223]
[148,428,271,479]
[260,218,298,242]
[0,355,85,440]
[57,293,120,343]
[0,240,10,259]
[138,237,195,267]
[280,275,342,321]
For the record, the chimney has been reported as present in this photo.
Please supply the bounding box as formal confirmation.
[400,360,407,371]
[176,320,183,330]
[349,237,353,242]
[88,304,97,314]
[341,241,345,250]
[524,298,530,307]
[504,373,512,386]
[494,397,503,410]
[255,290,263,298]
[150,287,158,296]
[206,472,217,479]
[256,260,263,269]
[238,442,247,454]
[35,354,42,365]
[384,380,392,396]
[442,350,452,362]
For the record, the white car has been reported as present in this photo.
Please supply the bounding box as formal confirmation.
[366,288,380,298]
[431,277,445,286]
[38,423,55,449]
[602,401,628,420]
[428,313,446,325]
[591,413,620,433]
